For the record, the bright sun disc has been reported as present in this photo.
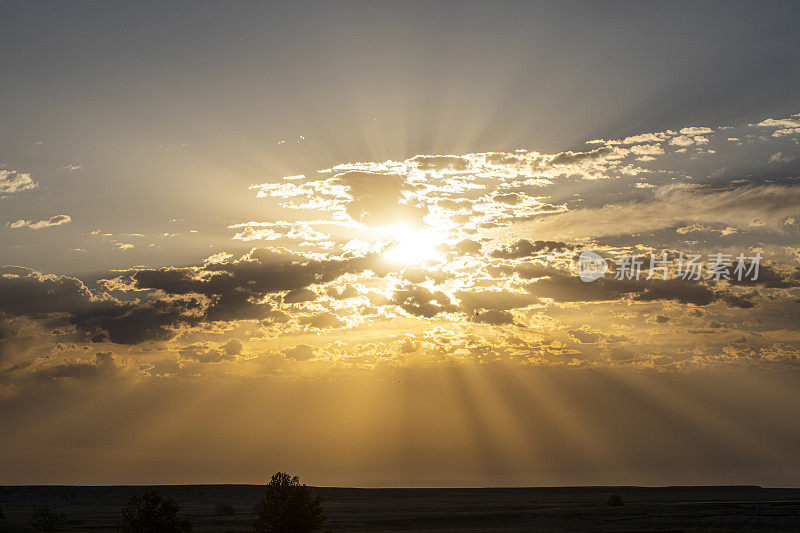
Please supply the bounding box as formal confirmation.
[381,225,444,265]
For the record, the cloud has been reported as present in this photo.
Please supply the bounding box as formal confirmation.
[679,126,713,135]
[529,185,800,239]
[334,171,427,226]
[0,170,37,195]
[179,342,237,363]
[629,144,665,156]
[450,239,482,255]
[568,329,602,343]
[222,338,243,356]
[8,214,71,230]
[4,110,800,378]
[284,344,316,361]
[755,115,800,137]
[522,269,718,305]
[472,309,514,325]
[455,290,540,313]
[33,352,119,382]
[132,247,380,322]
[283,287,317,303]
[228,221,328,242]
[299,312,345,330]
[548,146,615,166]
[768,152,796,165]
[391,285,458,318]
[669,135,695,146]
[476,262,759,308]
[491,239,571,259]
[326,284,359,299]
[409,155,470,171]
[0,266,203,345]
[757,117,800,128]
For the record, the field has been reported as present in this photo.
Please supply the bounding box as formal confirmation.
[1,485,800,531]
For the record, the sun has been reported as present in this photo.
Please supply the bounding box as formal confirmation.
[381,225,445,265]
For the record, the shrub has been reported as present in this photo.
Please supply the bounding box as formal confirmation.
[30,507,68,531]
[119,491,193,532]
[253,472,325,533]
[214,503,235,517]
[606,494,624,506]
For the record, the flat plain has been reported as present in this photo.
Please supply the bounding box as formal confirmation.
[2,485,800,531]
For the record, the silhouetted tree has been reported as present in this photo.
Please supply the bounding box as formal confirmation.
[119,491,193,532]
[253,472,325,533]
[30,506,68,531]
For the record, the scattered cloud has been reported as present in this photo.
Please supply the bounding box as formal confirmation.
[0,170,37,195]
[3,110,800,392]
[7,214,71,229]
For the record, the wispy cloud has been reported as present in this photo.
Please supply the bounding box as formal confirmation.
[8,214,71,230]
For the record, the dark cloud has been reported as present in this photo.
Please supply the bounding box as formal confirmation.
[33,352,118,382]
[634,279,716,306]
[492,193,525,205]
[222,338,243,356]
[727,263,796,289]
[284,344,316,361]
[472,309,514,325]
[0,248,380,347]
[450,239,482,255]
[391,286,458,318]
[715,290,756,309]
[568,329,602,343]
[326,284,359,300]
[133,247,380,322]
[512,265,735,307]
[283,288,317,304]
[299,312,345,330]
[0,266,202,345]
[72,296,204,345]
[491,240,571,259]
[0,266,94,316]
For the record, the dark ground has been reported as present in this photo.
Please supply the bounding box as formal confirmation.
[1,485,799,532]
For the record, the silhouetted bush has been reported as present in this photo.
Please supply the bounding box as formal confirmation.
[214,503,235,517]
[606,494,624,506]
[30,506,68,531]
[119,491,193,532]
[253,472,325,533]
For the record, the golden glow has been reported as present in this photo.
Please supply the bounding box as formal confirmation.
[381,225,445,265]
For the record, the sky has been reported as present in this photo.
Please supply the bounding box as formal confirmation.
[2,1,800,486]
